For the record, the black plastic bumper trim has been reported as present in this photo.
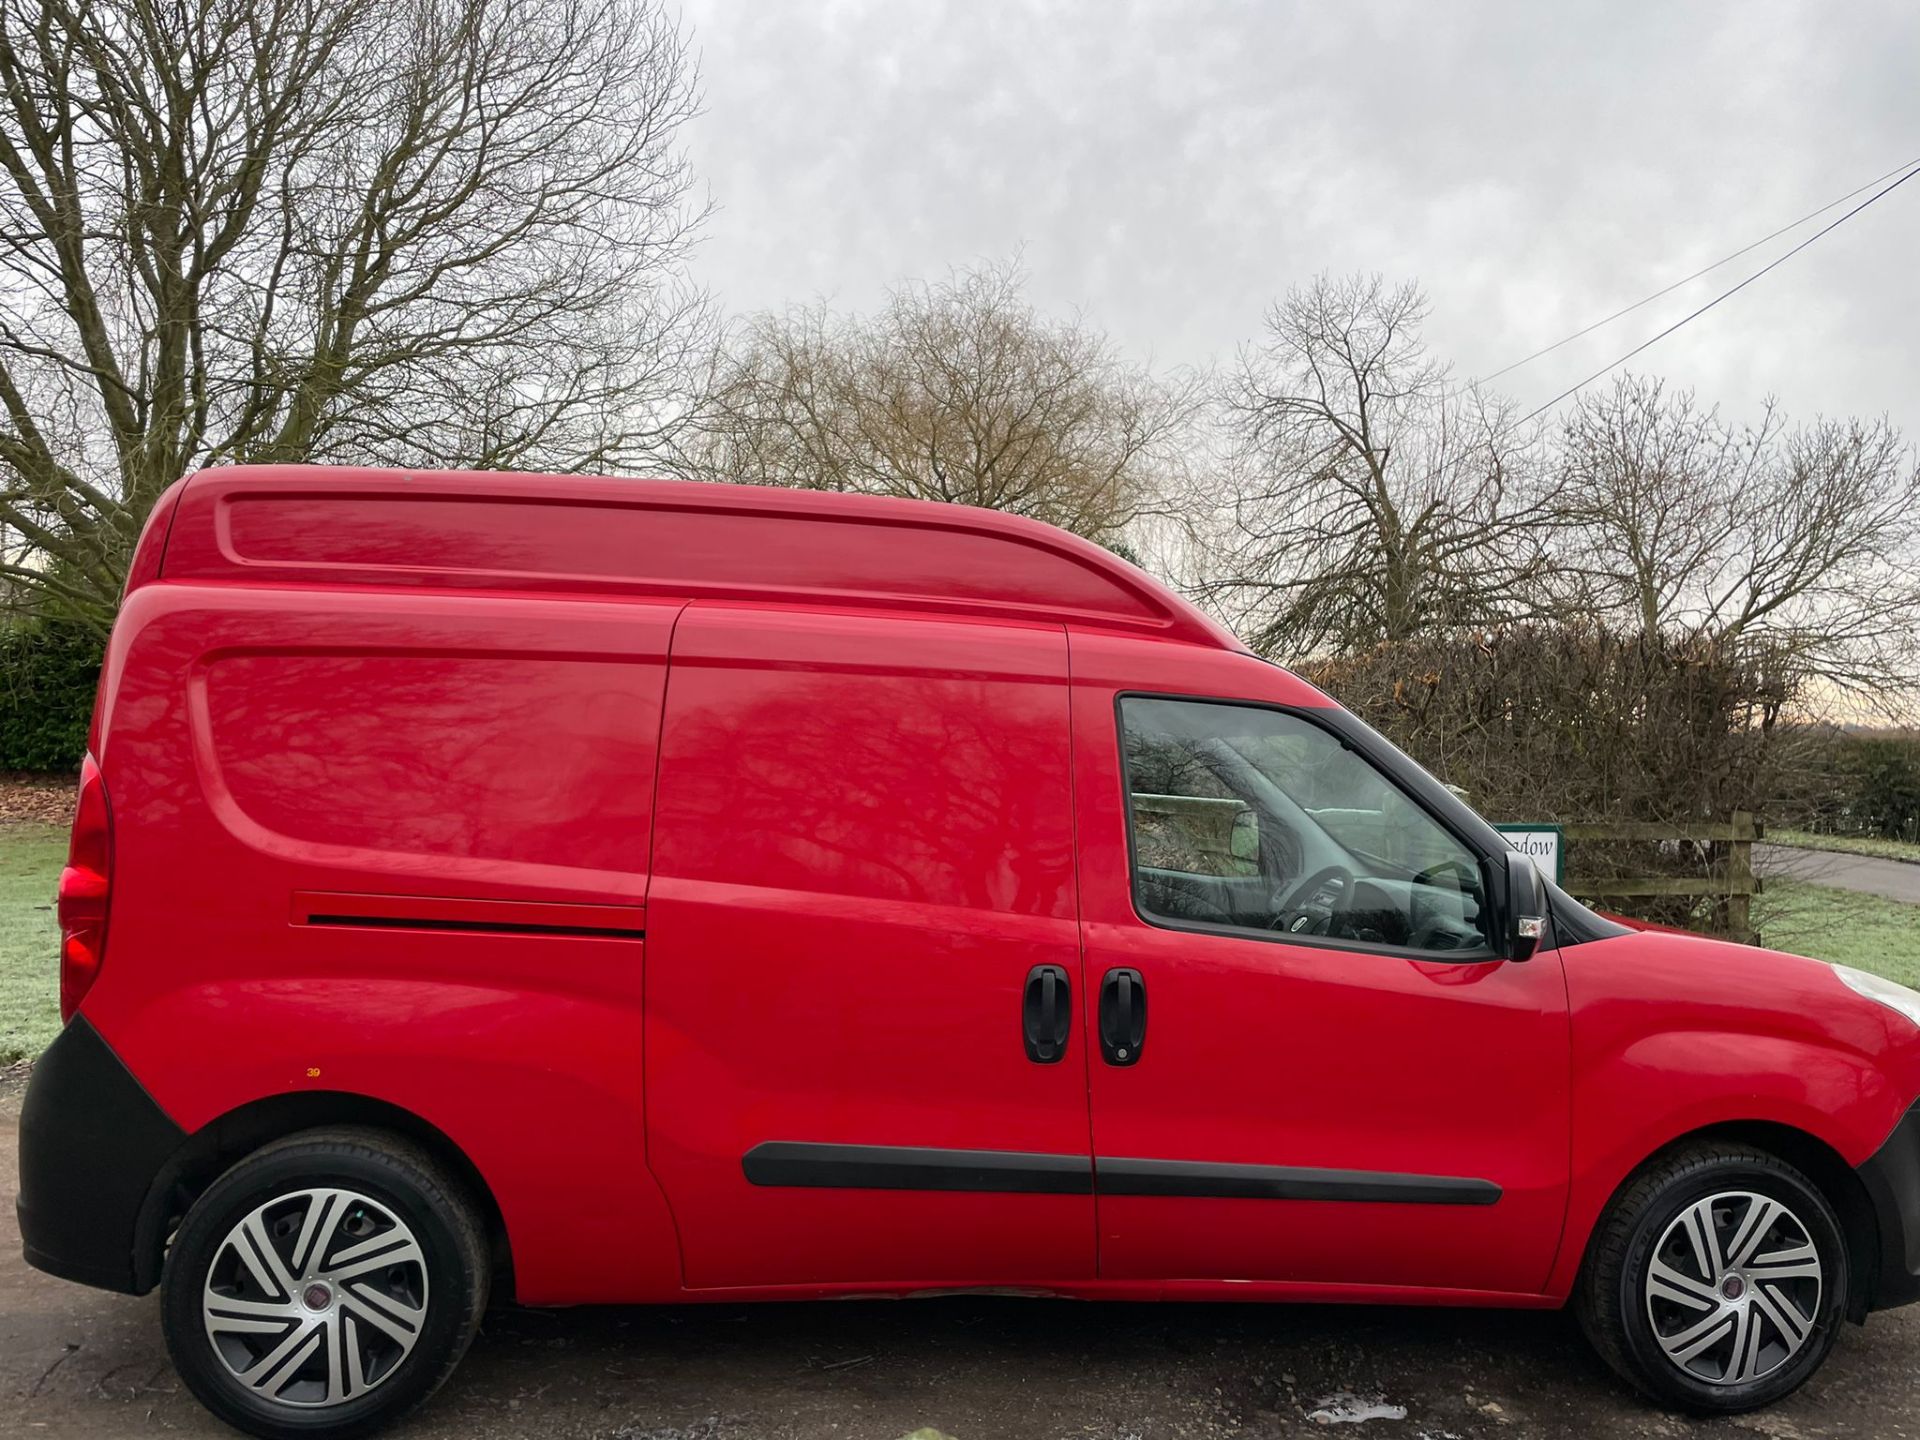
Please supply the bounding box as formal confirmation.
[741,1141,1498,1205]
[16,1016,185,1296]
[1857,1097,1920,1312]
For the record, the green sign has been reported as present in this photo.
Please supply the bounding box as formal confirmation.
[1495,823,1565,884]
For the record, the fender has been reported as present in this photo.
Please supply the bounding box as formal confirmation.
[86,978,683,1306]
[1547,930,1920,1299]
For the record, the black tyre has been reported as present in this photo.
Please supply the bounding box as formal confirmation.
[1576,1141,1847,1413]
[161,1126,489,1440]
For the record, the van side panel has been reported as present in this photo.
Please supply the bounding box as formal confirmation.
[644,605,1094,1289]
[81,582,684,1304]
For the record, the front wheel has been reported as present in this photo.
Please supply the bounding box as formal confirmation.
[1576,1141,1847,1413]
[161,1127,489,1440]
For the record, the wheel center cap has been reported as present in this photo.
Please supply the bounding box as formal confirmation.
[1721,1274,1746,1300]
[302,1282,333,1311]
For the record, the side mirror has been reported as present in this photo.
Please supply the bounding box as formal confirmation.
[1502,850,1548,962]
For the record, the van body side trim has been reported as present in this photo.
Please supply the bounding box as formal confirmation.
[740,1142,1498,1205]
[1094,1156,1501,1206]
[291,890,645,940]
[742,1142,1092,1194]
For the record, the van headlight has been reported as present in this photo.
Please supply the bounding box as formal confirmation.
[1835,965,1920,1028]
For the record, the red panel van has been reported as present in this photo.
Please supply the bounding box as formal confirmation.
[18,466,1920,1437]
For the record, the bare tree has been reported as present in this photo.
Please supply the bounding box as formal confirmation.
[1554,375,1920,701]
[0,0,712,629]
[1550,376,1759,637]
[1203,274,1555,658]
[679,259,1199,546]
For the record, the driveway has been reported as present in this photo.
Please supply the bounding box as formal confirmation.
[5,1079,1920,1439]
[1756,844,1920,905]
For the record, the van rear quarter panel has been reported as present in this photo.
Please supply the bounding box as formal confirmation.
[83,581,685,1303]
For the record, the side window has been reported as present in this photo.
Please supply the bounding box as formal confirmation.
[1121,697,1492,955]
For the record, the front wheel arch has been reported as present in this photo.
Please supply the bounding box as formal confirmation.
[1576,1137,1851,1410]
[1581,1121,1878,1323]
[135,1091,513,1302]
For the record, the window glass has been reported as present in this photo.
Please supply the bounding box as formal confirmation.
[1121,697,1491,954]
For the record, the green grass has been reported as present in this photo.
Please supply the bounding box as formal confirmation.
[0,822,64,1063]
[1759,878,1920,986]
[1769,828,1920,865]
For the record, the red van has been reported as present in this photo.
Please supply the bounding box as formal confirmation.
[17,465,1920,1437]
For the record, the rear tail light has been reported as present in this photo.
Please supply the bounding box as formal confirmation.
[58,755,113,1021]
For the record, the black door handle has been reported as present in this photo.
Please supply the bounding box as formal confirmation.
[1099,967,1146,1066]
[1022,964,1072,1063]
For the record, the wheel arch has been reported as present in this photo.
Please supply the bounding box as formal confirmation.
[1579,1119,1879,1324]
[133,1089,515,1301]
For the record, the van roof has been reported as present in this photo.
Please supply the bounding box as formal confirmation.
[158,465,1245,650]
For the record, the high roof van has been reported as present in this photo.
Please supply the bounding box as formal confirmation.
[19,465,1920,1437]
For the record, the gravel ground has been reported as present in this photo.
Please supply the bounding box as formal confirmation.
[4,1079,1917,1440]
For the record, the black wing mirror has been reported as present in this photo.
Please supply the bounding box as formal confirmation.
[1501,849,1548,962]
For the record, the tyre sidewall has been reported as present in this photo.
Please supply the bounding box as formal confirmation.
[162,1141,479,1440]
[1615,1160,1846,1413]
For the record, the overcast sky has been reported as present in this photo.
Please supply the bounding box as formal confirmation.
[675,0,1919,436]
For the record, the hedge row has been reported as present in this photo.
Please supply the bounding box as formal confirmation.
[1298,624,1798,829]
[1794,734,1920,843]
[0,623,101,772]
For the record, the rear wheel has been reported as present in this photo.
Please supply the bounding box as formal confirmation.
[161,1127,488,1440]
[1577,1141,1847,1413]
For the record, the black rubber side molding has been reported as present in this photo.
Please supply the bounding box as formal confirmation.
[743,1141,1092,1194]
[17,1016,186,1294]
[291,890,645,940]
[305,912,645,940]
[1096,1156,1501,1206]
[742,1141,1499,1205]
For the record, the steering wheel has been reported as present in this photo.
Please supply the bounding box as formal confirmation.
[1270,864,1353,937]
[1408,859,1487,951]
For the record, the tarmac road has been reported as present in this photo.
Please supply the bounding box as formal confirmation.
[1756,843,1920,905]
[5,1081,1920,1439]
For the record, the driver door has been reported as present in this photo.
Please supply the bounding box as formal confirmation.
[1071,673,1571,1296]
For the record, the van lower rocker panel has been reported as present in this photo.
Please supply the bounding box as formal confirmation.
[740,1142,1498,1204]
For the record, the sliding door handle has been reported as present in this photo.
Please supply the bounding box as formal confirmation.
[1099,967,1146,1066]
[1022,964,1072,1063]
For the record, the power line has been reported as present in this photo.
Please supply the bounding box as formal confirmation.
[1478,153,1920,386]
[1511,159,1920,430]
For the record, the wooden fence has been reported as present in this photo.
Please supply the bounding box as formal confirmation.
[1558,811,1763,945]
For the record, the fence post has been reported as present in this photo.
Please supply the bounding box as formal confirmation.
[1726,810,1756,946]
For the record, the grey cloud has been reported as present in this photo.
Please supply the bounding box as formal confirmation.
[678,0,1920,431]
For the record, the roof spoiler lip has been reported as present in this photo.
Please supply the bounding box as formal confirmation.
[167,464,1252,654]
